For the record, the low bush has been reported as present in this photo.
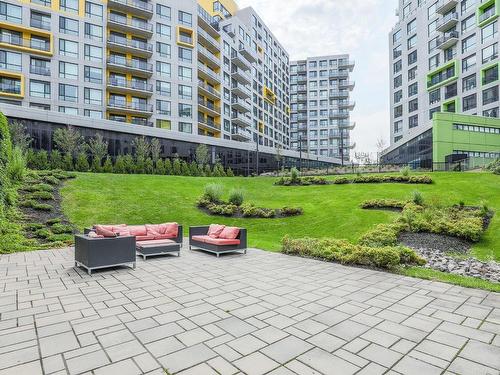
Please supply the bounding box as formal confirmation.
[280,206,304,216]
[32,203,52,211]
[204,183,224,203]
[274,176,327,186]
[228,188,244,206]
[50,223,73,234]
[43,175,60,185]
[23,183,53,193]
[241,203,276,218]
[412,190,424,206]
[46,218,62,225]
[360,199,407,209]
[47,233,73,243]
[281,236,425,270]
[206,203,237,216]
[400,166,411,177]
[24,223,44,231]
[19,199,36,208]
[358,223,402,247]
[26,191,54,201]
[34,228,50,239]
[485,158,500,175]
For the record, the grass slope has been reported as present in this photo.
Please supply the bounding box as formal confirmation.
[61,172,499,261]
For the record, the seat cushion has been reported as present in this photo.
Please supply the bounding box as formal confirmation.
[154,234,176,240]
[94,225,118,238]
[191,235,210,243]
[137,239,175,246]
[136,235,156,241]
[145,224,162,236]
[219,227,240,240]
[203,237,240,246]
[208,224,225,238]
[129,225,147,236]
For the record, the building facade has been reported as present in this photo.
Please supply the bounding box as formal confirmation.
[388,0,499,147]
[0,0,293,152]
[289,56,355,162]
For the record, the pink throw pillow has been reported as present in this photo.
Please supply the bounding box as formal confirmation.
[219,227,240,240]
[94,225,117,238]
[208,224,225,238]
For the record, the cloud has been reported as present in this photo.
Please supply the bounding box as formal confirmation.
[236,0,399,154]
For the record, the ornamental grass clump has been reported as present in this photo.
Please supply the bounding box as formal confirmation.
[228,188,245,206]
[203,183,224,203]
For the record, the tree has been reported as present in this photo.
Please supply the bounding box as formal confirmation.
[8,120,31,152]
[164,159,172,175]
[132,137,150,173]
[145,157,154,174]
[226,167,234,177]
[375,138,387,165]
[88,134,108,172]
[172,158,181,175]
[204,164,212,177]
[150,138,161,166]
[195,144,210,166]
[102,156,113,173]
[180,160,191,176]
[63,153,74,171]
[53,126,85,157]
[274,144,284,174]
[49,150,63,170]
[190,160,199,176]
[75,152,89,172]
[114,155,126,174]
[156,159,166,175]
[123,154,135,174]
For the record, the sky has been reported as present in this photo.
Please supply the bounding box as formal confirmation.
[237,0,399,156]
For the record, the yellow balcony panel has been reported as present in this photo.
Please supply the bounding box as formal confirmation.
[0,21,53,56]
[258,121,264,133]
[263,86,277,105]
[0,70,24,98]
[177,26,195,48]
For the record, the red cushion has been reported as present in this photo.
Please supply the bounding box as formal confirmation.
[163,223,178,238]
[219,227,240,240]
[203,237,240,246]
[129,225,147,236]
[116,228,131,237]
[192,235,210,243]
[154,234,175,240]
[95,225,117,238]
[208,224,225,238]
[136,235,155,241]
[96,224,126,231]
[137,239,175,246]
[145,224,162,235]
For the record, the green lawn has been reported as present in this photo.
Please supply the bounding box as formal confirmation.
[61,171,500,261]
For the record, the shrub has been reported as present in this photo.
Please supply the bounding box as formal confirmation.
[102,156,113,173]
[332,177,351,184]
[122,154,135,174]
[189,161,199,176]
[27,191,53,200]
[226,167,234,177]
[47,233,73,243]
[75,152,89,172]
[359,224,401,247]
[50,223,73,234]
[172,158,182,175]
[43,175,60,185]
[164,159,172,175]
[206,203,237,216]
[46,217,62,225]
[290,167,300,183]
[241,203,275,218]
[204,164,212,177]
[412,190,424,206]
[34,228,51,239]
[24,223,44,231]
[32,203,52,211]
[360,199,407,209]
[49,150,64,170]
[8,147,26,182]
[204,183,224,203]
[180,160,191,176]
[28,150,50,170]
[228,188,244,206]
[19,199,36,208]
[400,166,411,177]
[280,207,303,216]
[144,158,154,174]
[113,155,126,174]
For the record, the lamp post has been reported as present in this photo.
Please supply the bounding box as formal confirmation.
[340,128,344,167]
[255,137,259,176]
[298,134,302,171]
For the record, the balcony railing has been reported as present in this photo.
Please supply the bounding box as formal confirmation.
[436,30,459,49]
[107,35,152,52]
[0,83,21,95]
[198,44,220,66]
[197,27,219,50]
[198,98,221,113]
[108,78,153,92]
[436,12,458,31]
[479,6,496,23]
[198,115,221,130]
[198,63,220,81]
[107,99,153,112]
[107,56,153,72]
[30,18,51,31]
[198,4,220,32]
[108,13,153,32]
[0,34,50,52]
[198,81,221,97]
[109,0,153,13]
[30,65,51,76]
[130,118,153,127]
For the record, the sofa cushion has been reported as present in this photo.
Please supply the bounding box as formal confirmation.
[95,224,126,232]
[136,235,156,241]
[219,227,240,240]
[191,235,209,243]
[162,223,178,238]
[116,228,131,237]
[208,224,225,238]
[154,234,176,240]
[137,239,175,246]
[145,224,161,236]
[95,225,118,238]
[203,237,240,246]
[128,225,147,236]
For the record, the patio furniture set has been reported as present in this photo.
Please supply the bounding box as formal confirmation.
[74,223,247,275]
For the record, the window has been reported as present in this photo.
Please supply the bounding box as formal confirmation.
[84,109,102,119]
[29,80,50,98]
[59,39,78,58]
[156,99,172,116]
[429,54,440,70]
[461,14,475,33]
[483,86,498,105]
[462,54,476,72]
[30,102,50,110]
[84,23,102,41]
[408,50,417,65]
[31,0,52,6]
[84,44,102,61]
[463,93,477,111]
[84,66,102,83]
[156,4,171,20]
[156,42,171,58]
[408,98,418,112]
[394,90,403,103]
[408,66,417,81]
[156,61,171,77]
[462,34,476,53]
[408,82,418,97]
[429,89,441,104]
[394,120,402,133]
[463,74,476,92]
[178,84,192,99]
[60,0,78,13]
[178,103,192,118]
[394,60,402,74]
[59,16,79,35]
[483,107,499,117]
[178,11,192,26]
[409,115,418,129]
[394,75,402,88]
[482,22,497,43]
[0,50,21,71]
[59,83,78,102]
[59,106,78,115]
[429,106,440,119]
[156,81,171,96]
[428,2,437,19]
[482,43,498,64]
[461,0,476,14]
[59,61,78,80]
[403,3,411,18]
[84,87,102,105]
[394,105,402,118]
[179,122,192,133]
[178,66,192,81]
[407,35,417,49]
[445,82,457,99]
[85,1,103,18]
[178,47,192,63]
[393,45,402,59]
[483,64,499,85]
[30,11,51,30]
[156,119,171,129]
[0,1,22,23]
[156,23,171,38]
[393,29,401,44]
[407,18,416,35]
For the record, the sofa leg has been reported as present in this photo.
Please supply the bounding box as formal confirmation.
[132,262,136,270]
[217,253,220,258]
[244,249,247,254]
[88,268,92,276]
[143,255,147,260]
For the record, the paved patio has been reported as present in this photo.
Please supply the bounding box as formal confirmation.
[0,246,499,375]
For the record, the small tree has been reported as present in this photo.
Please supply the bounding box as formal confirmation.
[156,159,166,174]
[190,160,199,176]
[75,152,89,172]
[132,136,150,174]
[63,153,74,171]
[102,156,113,173]
[204,164,212,177]
[150,138,161,166]
[172,158,182,175]
[49,150,64,170]
[8,120,31,152]
[195,144,210,166]
[164,159,172,175]
[226,167,234,177]
[88,134,108,172]
[114,155,126,174]
[145,157,154,174]
[123,154,135,174]
[27,150,49,170]
[180,160,191,176]
[53,126,85,157]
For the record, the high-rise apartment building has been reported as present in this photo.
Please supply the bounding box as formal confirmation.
[290,56,355,162]
[384,0,499,166]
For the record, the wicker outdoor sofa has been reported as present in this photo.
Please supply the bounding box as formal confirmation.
[189,224,247,258]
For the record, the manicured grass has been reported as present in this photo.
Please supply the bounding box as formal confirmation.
[61,171,499,261]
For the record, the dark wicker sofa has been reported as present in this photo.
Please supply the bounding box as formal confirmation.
[189,226,247,258]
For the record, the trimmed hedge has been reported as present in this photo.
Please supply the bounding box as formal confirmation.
[360,199,407,209]
[276,175,433,186]
[282,236,425,270]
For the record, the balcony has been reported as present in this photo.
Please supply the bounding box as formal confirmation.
[107,0,153,18]
[107,78,153,96]
[436,12,459,32]
[231,50,251,71]
[107,13,153,37]
[231,127,252,142]
[296,75,307,83]
[30,18,51,31]
[338,101,356,110]
[338,60,355,71]
[239,45,257,63]
[197,4,220,37]
[231,65,252,85]
[130,118,153,127]
[436,0,459,14]
[198,81,220,101]
[330,90,349,98]
[197,27,220,53]
[296,94,308,102]
[198,44,220,69]
[198,115,221,132]
[340,142,356,149]
[198,98,221,117]
[231,81,251,99]
[329,70,349,79]
[0,74,23,98]
[231,97,251,113]
[106,56,153,76]
[107,35,153,57]
[198,63,220,85]
[30,65,50,76]
[296,114,308,121]
[478,0,498,27]
[0,33,51,56]
[437,31,459,49]
[339,81,355,90]
[296,85,307,93]
[107,100,153,116]
[231,112,252,128]
[329,110,350,119]
[339,121,356,130]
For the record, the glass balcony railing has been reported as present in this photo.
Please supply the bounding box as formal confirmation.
[107,56,153,72]
[30,18,51,31]
[0,34,50,52]
[107,35,152,52]
[108,78,153,92]
[107,99,153,112]
[108,13,152,32]
[30,65,51,76]
[109,0,153,13]
[0,83,21,95]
